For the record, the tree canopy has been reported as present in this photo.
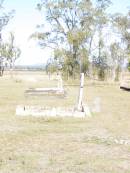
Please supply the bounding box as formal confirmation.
[32,0,130,80]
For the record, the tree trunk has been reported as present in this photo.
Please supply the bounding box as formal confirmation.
[0,61,4,77]
[112,68,116,81]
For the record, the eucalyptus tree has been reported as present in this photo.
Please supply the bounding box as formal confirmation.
[0,1,15,76]
[0,2,9,76]
[111,10,130,69]
[4,32,21,70]
[110,42,126,81]
[90,0,112,80]
[31,0,96,78]
[114,11,130,48]
[0,32,21,77]
[123,11,130,55]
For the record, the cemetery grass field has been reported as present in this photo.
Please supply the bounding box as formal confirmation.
[0,71,130,173]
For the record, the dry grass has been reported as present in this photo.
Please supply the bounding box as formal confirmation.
[0,71,130,173]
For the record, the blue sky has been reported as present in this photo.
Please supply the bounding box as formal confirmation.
[2,0,51,65]
[108,0,130,13]
[1,0,130,65]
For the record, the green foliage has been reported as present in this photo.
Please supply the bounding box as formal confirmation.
[128,59,130,71]
[32,0,96,78]
[33,0,129,81]
[112,11,130,56]
[0,32,21,68]
[0,3,15,76]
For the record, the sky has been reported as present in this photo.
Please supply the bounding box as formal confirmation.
[1,0,130,65]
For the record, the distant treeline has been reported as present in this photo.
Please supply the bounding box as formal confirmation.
[5,65,46,71]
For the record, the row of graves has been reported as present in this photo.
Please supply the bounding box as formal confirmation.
[16,73,91,118]
[16,68,130,118]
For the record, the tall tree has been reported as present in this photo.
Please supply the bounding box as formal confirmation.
[112,11,130,61]
[110,42,125,81]
[31,0,95,77]
[0,1,15,76]
[0,32,21,77]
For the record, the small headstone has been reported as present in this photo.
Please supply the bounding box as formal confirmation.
[92,97,101,113]
[83,105,91,117]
